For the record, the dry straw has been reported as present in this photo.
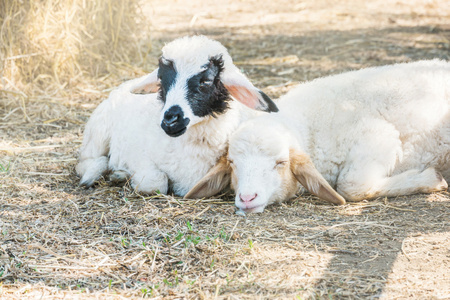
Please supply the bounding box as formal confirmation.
[0,0,150,98]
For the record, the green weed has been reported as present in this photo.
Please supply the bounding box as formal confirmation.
[0,161,10,173]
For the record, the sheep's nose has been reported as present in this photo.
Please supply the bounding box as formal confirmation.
[163,114,179,127]
[239,193,257,203]
[163,106,183,127]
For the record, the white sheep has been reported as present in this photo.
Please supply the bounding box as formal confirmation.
[186,60,450,212]
[76,35,278,195]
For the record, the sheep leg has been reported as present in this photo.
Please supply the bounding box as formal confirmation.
[110,170,130,183]
[336,120,448,201]
[338,167,448,202]
[76,101,112,187]
[77,157,109,187]
[131,168,169,195]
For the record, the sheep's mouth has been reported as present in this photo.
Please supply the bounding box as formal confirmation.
[161,118,190,137]
[164,126,187,137]
[238,204,266,213]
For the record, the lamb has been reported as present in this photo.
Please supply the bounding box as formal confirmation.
[76,35,278,196]
[186,60,450,212]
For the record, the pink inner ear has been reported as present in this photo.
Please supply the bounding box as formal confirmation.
[131,82,159,94]
[130,69,160,94]
[142,82,159,93]
[226,85,261,109]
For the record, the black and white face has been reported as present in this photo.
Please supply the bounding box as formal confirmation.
[129,36,278,138]
[157,55,230,137]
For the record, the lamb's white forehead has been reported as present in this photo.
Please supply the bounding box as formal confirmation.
[161,36,233,74]
[229,119,291,160]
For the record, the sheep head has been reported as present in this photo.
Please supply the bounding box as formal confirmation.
[185,118,345,212]
[129,36,278,137]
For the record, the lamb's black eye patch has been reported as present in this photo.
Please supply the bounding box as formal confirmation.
[157,57,177,103]
[186,57,230,117]
[189,66,219,87]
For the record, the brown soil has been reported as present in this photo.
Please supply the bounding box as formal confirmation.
[1,0,449,298]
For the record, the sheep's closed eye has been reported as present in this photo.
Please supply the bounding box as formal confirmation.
[274,160,288,169]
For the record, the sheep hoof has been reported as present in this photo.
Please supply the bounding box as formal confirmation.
[79,178,95,188]
[435,170,448,191]
[110,170,129,183]
[235,209,246,217]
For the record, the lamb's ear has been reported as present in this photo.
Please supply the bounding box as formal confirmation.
[289,149,346,205]
[130,68,160,94]
[184,155,231,199]
[221,65,278,113]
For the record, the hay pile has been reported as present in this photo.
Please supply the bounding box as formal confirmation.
[0,0,150,98]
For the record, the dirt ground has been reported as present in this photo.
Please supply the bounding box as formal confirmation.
[1,0,450,299]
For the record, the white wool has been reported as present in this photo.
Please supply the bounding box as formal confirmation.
[77,75,255,195]
[229,118,298,211]
[76,36,264,196]
[228,60,450,210]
